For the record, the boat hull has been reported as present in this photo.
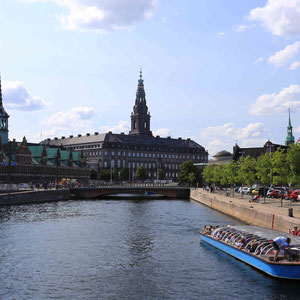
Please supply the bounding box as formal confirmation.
[200,234,300,280]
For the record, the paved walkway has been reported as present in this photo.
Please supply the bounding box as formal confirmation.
[197,189,300,220]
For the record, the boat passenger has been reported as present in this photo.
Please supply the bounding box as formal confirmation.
[272,237,291,262]
[235,237,246,248]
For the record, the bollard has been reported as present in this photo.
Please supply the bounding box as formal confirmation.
[288,208,294,217]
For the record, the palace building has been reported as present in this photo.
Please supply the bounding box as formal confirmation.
[43,70,208,180]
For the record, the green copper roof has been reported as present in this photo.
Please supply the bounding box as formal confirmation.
[28,145,44,157]
[285,109,295,146]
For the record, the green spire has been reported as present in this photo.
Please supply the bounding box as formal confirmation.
[285,109,295,146]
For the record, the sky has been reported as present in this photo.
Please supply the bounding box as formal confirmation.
[1,0,300,156]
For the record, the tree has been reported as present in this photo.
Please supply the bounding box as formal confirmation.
[271,148,289,186]
[178,160,201,186]
[135,165,148,181]
[203,165,215,184]
[157,169,165,180]
[255,153,271,202]
[287,143,300,185]
[226,161,239,196]
[120,167,129,181]
[90,169,97,180]
[237,156,257,186]
[98,169,111,181]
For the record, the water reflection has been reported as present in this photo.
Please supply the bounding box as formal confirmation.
[0,199,299,300]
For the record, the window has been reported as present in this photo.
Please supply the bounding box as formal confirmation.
[141,153,144,157]
[149,153,151,158]
[145,153,147,158]
[165,154,167,158]
[112,151,115,156]
[144,121,147,128]
[118,152,121,156]
[128,162,131,168]
[149,163,151,168]
[128,152,131,157]
[104,151,108,156]
[133,162,135,168]
[104,161,107,168]
[123,160,125,167]
[133,121,136,129]
[137,153,140,157]
[111,159,115,168]
[117,160,120,168]
[133,153,136,157]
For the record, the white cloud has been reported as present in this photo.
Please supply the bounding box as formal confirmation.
[23,0,159,32]
[254,57,264,64]
[42,106,96,127]
[250,84,300,115]
[217,31,225,36]
[153,128,172,137]
[268,41,300,67]
[234,24,255,32]
[289,60,300,70]
[249,0,300,37]
[2,80,50,111]
[201,123,267,156]
[100,120,129,133]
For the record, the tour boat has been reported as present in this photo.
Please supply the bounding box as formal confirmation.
[200,225,300,280]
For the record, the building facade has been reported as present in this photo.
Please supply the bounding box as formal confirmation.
[43,71,208,181]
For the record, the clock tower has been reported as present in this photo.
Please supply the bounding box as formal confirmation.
[129,69,152,137]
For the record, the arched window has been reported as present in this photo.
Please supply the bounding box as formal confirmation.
[144,121,147,129]
[133,121,136,129]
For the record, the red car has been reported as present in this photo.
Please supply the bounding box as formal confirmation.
[269,190,281,198]
[290,191,300,202]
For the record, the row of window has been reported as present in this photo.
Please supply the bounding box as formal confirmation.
[84,151,207,161]
[103,160,182,170]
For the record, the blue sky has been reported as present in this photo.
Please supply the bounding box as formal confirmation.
[0,0,300,156]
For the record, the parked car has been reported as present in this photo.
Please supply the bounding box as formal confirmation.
[234,186,240,192]
[266,189,274,197]
[240,187,251,195]
[290,190,300,202]
[269,190,281,198]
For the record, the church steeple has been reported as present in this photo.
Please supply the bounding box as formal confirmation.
[129,69,152,137]
[285,109,295,146]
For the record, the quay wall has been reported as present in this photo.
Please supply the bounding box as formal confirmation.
[0,189,70,206]
[190,189,300,233]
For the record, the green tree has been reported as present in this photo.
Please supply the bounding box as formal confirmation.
[90,169,97,180]
[255,153,271,202]
[178,160,201,186]
[237,156,257,186]
[226,161,239,196]
[120,167,129,181]
[203,165,215,184]
[287,143,300,185]
[98,169,111,181]
[271,148,289,186]
[135,165,148,181]
[157,169,165,180]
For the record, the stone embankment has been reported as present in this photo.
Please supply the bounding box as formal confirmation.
[190,189,300,233]
[0,189,70,206]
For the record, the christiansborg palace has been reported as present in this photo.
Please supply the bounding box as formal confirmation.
[43,70,208,181]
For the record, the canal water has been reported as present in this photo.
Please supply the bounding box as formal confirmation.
[0,199,298,300]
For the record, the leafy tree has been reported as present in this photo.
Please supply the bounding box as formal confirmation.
[135,165,148,181]
[256,153,271,187]
[271,148,289,186]
[90,169,97,180]
[178,160,201,186]
[226,161,239,196]
[120,167,129,181]
[287,143,300,185]
[237,156,257,186]
[98,169,111,181]
[157,169,165,180]
[203,165,215,184]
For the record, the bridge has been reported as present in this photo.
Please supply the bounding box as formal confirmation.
[70,185,190,199]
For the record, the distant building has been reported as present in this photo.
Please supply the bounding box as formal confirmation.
[43,70,208,181]
[0,76,89,184]
[208,150,232,165]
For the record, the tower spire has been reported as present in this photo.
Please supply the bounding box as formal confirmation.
[129,69,152,137]
[285,108,295,146]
